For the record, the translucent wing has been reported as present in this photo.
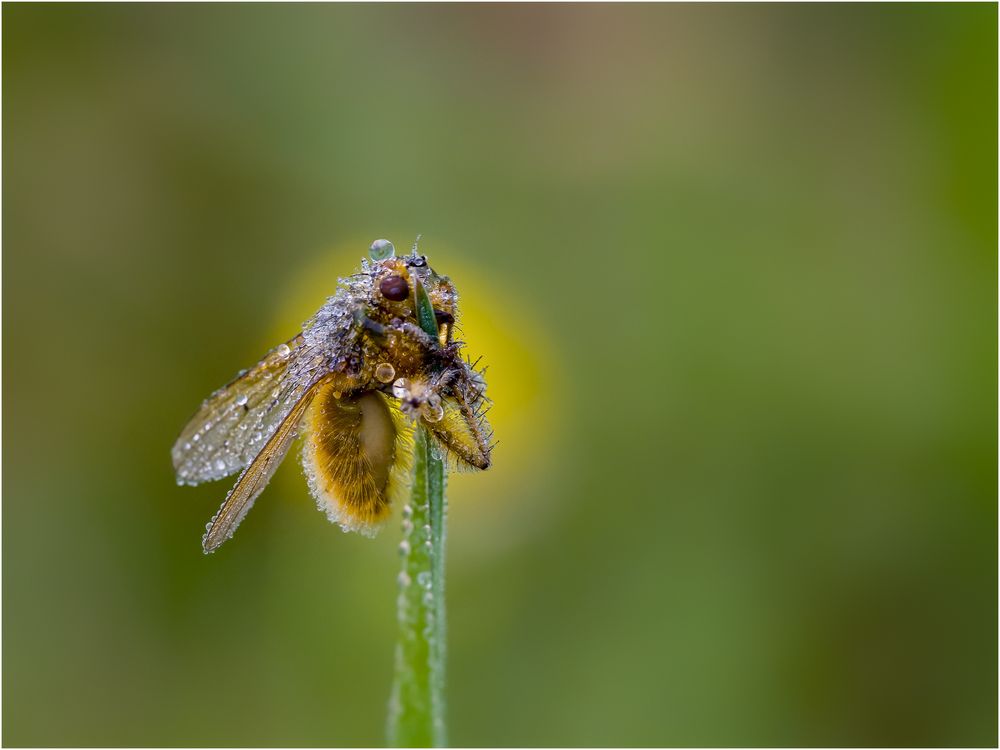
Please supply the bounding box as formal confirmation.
[202,378,326,553]
[172,335,313,485]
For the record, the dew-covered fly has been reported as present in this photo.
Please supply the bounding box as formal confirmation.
[172,239,493,553]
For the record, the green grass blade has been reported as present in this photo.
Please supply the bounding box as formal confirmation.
[387,278,449,747]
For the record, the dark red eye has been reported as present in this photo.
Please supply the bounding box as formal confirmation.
[379,275,409,301]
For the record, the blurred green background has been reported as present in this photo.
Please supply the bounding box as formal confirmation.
[3,4,996,747]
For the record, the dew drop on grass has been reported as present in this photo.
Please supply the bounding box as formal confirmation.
[398,540,411,556]
[416,571,432,590]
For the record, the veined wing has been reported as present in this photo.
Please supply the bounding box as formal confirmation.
[172,335,316,485]
[202,378,327,553]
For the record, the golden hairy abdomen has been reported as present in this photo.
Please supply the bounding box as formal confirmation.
[302,384,406,535]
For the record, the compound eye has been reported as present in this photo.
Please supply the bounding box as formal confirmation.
[379,275,409,301]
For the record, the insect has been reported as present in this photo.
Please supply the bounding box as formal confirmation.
[172,239,493,553]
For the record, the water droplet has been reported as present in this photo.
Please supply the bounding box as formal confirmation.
[235,394,248,406]
[375,362,396,383]
[276,343,291,358]
[392,378,411,400]
[401,519,413,535]
[214,459,226,472]
[397,572,411,588]
[183,442,191,451]
[416,571,432,590]
[369,238,395,261]
[421,401,444,423]
[398,540,411,556]
[192,433,200,442]
[422,524,433,540]
[402,504,413,520]
[422,591,434,607]
[424,540,433,552]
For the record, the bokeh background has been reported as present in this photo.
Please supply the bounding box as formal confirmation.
[3,4,996,747]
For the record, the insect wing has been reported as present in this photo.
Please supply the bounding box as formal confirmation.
[172,335,309,485]
[202,378,326,553]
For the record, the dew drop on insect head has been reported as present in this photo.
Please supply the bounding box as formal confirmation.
[369,238,395,261]
[375,362,396,383]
